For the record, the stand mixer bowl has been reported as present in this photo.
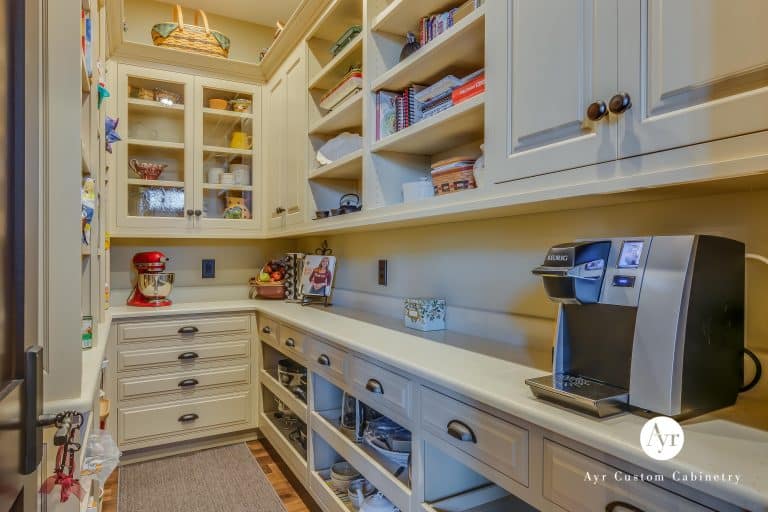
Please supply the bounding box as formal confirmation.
[137,272,175,301]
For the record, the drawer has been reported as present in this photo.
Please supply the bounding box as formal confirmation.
[118,392,250,444]
[119,315,251,343]
[349,356,412,419]
[117,339,250,371]
[305,337,346,382]
[258,315,279,345]
[118,364,250,400]
[279,325,306,358]
[421,387,529,487]
[543,440,713,512]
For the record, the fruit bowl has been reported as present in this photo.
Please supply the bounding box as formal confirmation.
[249,258,288,299]
[129,159,168,180]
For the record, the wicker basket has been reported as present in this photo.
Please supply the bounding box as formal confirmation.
[151,5,230,59]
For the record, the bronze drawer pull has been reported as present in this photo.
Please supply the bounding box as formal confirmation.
[262,326,272,334]
[365,379,383,394]
[446,420,477,443]
[178,413,199,423]
[317,354,331,366]
[285,338,296,348]
[178,378,199,388]
[178,326,199,334]
[606,501,645,512]
[178,352,199,361]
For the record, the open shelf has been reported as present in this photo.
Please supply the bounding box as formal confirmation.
[309,35,363,91]
[202,108,253,120]
[310,150,363,180]
[126,138,184,150]
[372,93,485,155]
[127,178,185,188]
[310,92,363,135]
[202,183,254,192]
[202,145,253,156]
[260,369,308,422]
[307,0,363,43]
[81,51,90,93]
[259,411,308,482]
[309,470,357,512]
[312,410,411,511]
[372,7,485,92]
[127,98,185,112]
[373,0,472,35]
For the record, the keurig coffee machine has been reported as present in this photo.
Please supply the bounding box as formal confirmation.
[526,235,744,418]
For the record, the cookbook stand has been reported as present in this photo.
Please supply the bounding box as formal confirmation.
[300,292,332,308]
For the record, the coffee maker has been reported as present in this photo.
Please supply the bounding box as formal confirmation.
[127,251,175,307]
[526,235,744,418]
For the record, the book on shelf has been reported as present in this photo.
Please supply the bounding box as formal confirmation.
[376,91,399,140]
[452,71,485,104]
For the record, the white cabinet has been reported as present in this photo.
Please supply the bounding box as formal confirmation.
[486,0,618,181]
[264,44,308,231]
[487,0,768,183]
[617,0,768,158]
[114,65,261,236]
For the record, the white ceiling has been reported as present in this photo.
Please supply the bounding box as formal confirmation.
[153,0,302,26]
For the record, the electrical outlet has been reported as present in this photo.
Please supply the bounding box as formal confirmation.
[378,260,388,286]
[202,259,215,279]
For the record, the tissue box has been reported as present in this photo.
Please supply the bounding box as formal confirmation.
[404,298,446,331]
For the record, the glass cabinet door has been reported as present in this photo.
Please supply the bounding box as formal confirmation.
[117,64,194,230]
[195,77,260,231]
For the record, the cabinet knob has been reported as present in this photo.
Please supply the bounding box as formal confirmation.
[605,501,645,512]
[586,100,608,121]
[608,92,632,114]
[365,379,384,395]
[275,207,286,214]
[262,326,272,334]
[285,337,296,348]
[446,420,477,443]
[186,209,194,216]
[178,413,199,423]
[317,354,331,366]
[194,209,202,217]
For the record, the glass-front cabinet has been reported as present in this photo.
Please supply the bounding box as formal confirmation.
[114,64,260,235]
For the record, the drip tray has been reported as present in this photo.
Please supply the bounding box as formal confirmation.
[525,373,628,417]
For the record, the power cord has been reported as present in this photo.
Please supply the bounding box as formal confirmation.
[741,253,767,393]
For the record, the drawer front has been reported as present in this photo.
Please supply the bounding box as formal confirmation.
[421,387,529,486]
[349,356,412,419]
[118,392,250,444]
[118,364,250,400]
[305,337,346,381]
[543,440,713,512]
[279,325,306,357]
[119,315,251,343]
[117,340,250,371]
[258,315,279,345]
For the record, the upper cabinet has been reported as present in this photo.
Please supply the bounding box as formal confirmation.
[264,44,308,231]
[113,64,261,236]
[487,0,768,184]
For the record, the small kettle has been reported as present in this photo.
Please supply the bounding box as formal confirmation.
[337,193,362,215]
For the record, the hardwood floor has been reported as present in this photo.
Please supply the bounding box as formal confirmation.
[101,439,316,512]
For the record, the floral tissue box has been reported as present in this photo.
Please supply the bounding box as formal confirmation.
[404,298,446,331]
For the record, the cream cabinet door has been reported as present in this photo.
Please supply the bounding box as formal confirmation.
[283,46,308,227]
[264,72,287,231]
[487,0,618,184]
[618,0,768,158]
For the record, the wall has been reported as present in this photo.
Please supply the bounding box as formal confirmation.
[299,188,768,397]
[111,238,295,301]
[124,0,275,63]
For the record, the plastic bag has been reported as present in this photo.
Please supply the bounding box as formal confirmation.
[316,132,363,166]
[80,430,121,486]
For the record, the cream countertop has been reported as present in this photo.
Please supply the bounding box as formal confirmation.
[109,300,768,512]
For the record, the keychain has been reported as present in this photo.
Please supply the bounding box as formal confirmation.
[40,412,85,503]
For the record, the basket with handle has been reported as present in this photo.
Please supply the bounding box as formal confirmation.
[151,5,230,59]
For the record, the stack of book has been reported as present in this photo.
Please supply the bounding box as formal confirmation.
[431,156,477,196]
[319,67,363,111]
[375,70,485,140]
[418,0,484,46]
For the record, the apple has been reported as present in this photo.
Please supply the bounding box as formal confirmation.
[259,272,271,282]
[270,271,283,281]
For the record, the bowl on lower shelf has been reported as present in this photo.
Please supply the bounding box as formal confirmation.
[330,461,361,492]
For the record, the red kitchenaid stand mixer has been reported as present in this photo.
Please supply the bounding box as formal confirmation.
[127,251,175,307]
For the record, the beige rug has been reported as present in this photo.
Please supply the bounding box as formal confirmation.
[118,443,287,512]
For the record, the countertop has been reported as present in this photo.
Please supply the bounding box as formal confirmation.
[110,300,768,511]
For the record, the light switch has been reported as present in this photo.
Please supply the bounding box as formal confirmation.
[378,260,388,286]
[202,259,215,279]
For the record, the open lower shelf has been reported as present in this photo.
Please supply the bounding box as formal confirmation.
[372,93,485,155]
[202,145,253,156]
[310,470,356,512]
[371,7,485,92]
[312,410,411,511]
[310,150,363,180]
[372,0,470,35]
[127,178,185,188]
[310,92,363,135]
[309,35,363,92]
[259,411,308,482]
[128,98,185,112]
[260,369,308,422]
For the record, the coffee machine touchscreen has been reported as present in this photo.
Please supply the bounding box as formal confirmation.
[617,241,643,268]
